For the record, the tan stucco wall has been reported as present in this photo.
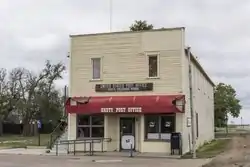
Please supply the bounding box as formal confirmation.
[67,28,214,154]
[69,29,184,97]
[181,49,214,154]
[68,114,184,153]
[68,29,185,153]
[68,113,76,140]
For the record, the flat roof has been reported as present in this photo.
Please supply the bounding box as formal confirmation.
[185,49,215,87]
[70,27,185,37]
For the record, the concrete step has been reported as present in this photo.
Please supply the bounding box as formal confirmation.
[50,130,68,153]
[51,150,68,153]
[49,150,68,155]
[51,149,68,154]
[59,137,68,140]
[52,145,68,149]
[51,145,68,149]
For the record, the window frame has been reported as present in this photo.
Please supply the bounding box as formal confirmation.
[146,52,160,78]
[144,114,176,141]
[91,57,102,80]
[77,114,104,138]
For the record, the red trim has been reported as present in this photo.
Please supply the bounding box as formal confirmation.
[65,95,185,114]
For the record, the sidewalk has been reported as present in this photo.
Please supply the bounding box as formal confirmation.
[0,153,213,167]
[75,151,182,159]
[0,148,46,155]
[0,148,213,167]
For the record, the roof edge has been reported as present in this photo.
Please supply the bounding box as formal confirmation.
[184,49,215,87]
[69,27,185,37]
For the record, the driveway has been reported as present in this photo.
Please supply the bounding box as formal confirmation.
[0,154,210,167]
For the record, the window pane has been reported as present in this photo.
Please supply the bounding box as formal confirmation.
[92,127,104,137]
[145,115,160,139]
[121,119,133,134]
[147,133,160,139]
[78,115,90,125]
[196,113,199,138]
[92,58,101,79]
[148,55,158,77]
[92,115,104,125]
[145,116,159,133]
[77,127,90,138]
[160,133,171,140]
[160,115,175,133]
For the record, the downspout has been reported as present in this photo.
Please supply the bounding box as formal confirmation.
[187,47,196,159]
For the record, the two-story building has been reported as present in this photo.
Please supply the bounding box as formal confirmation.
[65,27,215,155]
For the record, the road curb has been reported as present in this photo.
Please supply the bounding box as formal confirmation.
[92,159,123,163]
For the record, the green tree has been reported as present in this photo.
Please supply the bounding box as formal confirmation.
[214,83,242,127]
[8,60,65,135]
[0,68,12,135]
[130,20,154,31]
[35,81,64,124]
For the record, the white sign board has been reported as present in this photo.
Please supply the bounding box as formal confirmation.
[121,135,135,149]
[187,117,191,127]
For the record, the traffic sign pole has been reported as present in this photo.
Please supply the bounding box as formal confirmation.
[38,129,40,146]
[37,120,41,146]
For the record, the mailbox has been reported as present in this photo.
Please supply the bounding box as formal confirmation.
[170,132,182,155]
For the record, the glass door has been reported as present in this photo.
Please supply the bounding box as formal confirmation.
[120,117,135,150]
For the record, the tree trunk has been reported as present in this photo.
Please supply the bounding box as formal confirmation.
[22,122,31,136]
[0,120,3,136]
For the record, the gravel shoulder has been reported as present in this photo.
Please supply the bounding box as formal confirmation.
[204,134,250,167]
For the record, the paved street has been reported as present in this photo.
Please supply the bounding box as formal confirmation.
[2,135,250,167]
[0,154,210,167]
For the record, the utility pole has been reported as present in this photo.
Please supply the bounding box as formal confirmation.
[109,0,113,32]
[241,117,243,128]
[63,85,67,117]
[187,46,196,159]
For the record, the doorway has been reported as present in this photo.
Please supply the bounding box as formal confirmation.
[120,117,135,151]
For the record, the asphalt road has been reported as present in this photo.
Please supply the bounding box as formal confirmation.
[0,154,210,167]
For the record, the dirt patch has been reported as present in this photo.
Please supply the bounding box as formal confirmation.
[204,135,250,167]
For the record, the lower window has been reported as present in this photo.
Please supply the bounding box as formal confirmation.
[92,127,104,137]
[78,127,90,138]
[196,112,199,138]
[145,114,175,140]
[77,115,104,138]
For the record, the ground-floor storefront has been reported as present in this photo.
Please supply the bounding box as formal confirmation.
[66,95,186,154]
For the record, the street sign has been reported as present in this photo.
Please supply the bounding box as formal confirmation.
[37,120,41,146]
[37,120,42,129]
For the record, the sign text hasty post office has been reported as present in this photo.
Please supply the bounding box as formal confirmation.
[101,107,142,113]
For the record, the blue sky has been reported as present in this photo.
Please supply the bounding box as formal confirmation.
[0,0,249,124]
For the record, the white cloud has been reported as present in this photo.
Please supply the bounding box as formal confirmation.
[0,0,249,123]
[18,34,61,51]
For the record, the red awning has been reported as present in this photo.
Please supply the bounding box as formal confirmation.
[65,95,185,114]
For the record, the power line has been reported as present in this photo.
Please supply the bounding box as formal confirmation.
[109,0,113,32]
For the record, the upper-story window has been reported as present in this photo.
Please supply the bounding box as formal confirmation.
[92,58,101,80]
[148,54,159,78]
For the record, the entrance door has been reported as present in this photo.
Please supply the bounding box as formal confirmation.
[120,117,135,150]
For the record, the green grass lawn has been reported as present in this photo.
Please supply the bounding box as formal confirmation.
[215,130,249,139]
[0,134,50,148]
[182,139,231,159]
